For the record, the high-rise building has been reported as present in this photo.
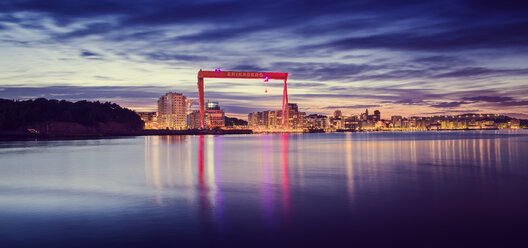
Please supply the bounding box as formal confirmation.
[157,92,188,130]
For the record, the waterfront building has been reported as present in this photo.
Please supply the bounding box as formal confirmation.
[186,102,225,129]
[361,109,368,121]
[205,101,225,128]
[344,115,360,130]
[305,114,329,129]
[187,110,201,129]
[248,103,305,129]
[373,110,381,122]
[157,92,188,130]
[391,115,402,127]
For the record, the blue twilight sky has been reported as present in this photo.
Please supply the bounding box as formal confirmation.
[0,0,527,119]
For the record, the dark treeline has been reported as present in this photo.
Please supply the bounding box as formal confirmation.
[225,116,248,127]
[0,98,144,131]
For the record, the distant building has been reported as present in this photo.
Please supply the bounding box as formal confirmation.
[373,110,381,122]
[157,92,188,130]
[375,120,386,128]
[391,116,402,127]
[287,103,305,129]
[361,109,369,121]
[330,110,344,130]
[205,101,225,128]
[207,102,220,110]
[248,103,305,129]
[187,101,225,129]
[344,115,360,130]
[187,110,201,129]
[306,114,329,129]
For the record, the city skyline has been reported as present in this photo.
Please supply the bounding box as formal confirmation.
[1,0,528,119]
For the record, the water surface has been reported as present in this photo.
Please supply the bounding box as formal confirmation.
[1,131,528,247]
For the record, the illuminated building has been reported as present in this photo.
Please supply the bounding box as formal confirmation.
[373,110,381,122]
[391,116,402,127]
[375,120,386,128]
[248,103,305,129]
[187,110,201,129]
[329,110,344,130]
[361,109,368,121]
[187,102,225,129]
[205,101,225,128]
[287,103,306,129]
[157,92,188,130]
[305,114,329,129]
[344,115,360,130]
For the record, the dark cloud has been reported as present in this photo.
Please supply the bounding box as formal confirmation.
[393,98,427,105]
[175,24,273,43]
[497,100,528,107]
[417,109,481,115]
[462,95,528,106]
[434,67,528,78]
[411,56,473,67]
[323,104,381,109]
[289,82,326,87]
[80,50,102,58]
[144,52,207,62]
[271,62,381,81]
[429,101,469,108]
[352,69,431,81]
[463,96,514,102]
[1,0,133,20]
[230,64,268,72]
[56,22,114,39]
[307,20,528,52]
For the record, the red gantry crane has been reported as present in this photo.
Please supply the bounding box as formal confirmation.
[197,69,290,129]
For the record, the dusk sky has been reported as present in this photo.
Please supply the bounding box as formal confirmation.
[1,0,527,119]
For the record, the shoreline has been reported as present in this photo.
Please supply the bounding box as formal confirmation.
[0,129,253,141]
[1,128,525,141]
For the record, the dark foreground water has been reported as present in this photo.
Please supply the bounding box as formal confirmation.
[1,131,528,247]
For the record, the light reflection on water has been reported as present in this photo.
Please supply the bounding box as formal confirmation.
[1,130,528,247]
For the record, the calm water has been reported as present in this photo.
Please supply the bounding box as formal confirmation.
[1,131,528,247]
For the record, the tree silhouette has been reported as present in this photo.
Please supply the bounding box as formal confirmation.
[0,98,144,131]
